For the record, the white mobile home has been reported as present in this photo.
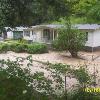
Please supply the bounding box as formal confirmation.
[23,24,100,51]
[23,25,60,43]
[75,24,100,51]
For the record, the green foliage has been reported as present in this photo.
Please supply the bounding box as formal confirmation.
[13,43,28,53]
[0,58,54,100]
[27,43,48,54]
[0,76,32,100]
[71,67,90,84]
[8,43,18,51]
[0,0,79,28]
[51,0,100,24]
[0,56,100,100]
[87,0,100,23]
[52,20,86,57]
[18,39,28,44]
[49,63,70,75]
[50,0,99,24]
[0,41,48,54]
[47,62,90,85]
[0,43,9,53]
[35,61,100,100]
[74,0,97,15]
[70,16,88,24]
[0,56,63,100]
[74,0,100,23]
[65,88,100,100]
[0,45,3,53]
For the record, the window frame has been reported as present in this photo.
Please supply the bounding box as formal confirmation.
[24,31,30,37]
[86,32,88,41]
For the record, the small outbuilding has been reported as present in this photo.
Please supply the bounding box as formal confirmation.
[3,27,26,39]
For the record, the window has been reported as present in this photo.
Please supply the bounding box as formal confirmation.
[54,30,57,39]
[32,31,36,35]
[24,31,30,37]
[86,32,88,41]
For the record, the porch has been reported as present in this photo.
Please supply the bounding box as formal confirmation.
[40,29,58,44]
[23,27,58,44]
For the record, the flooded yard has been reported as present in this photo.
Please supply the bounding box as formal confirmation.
[0,50,100,64]
[0,51,100,87]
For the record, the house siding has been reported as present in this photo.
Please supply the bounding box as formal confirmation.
[23,31,32,40]
[93,29,100,47]
[35,30,42,42]
[23,25,100,51]
[23,29,42,42]
[85,31,94,47]
[7,31,13,39]
[84,29,100,51]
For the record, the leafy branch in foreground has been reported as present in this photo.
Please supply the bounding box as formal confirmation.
[0,56,100,100]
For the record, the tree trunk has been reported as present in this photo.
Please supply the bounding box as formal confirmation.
[69,51,78,58]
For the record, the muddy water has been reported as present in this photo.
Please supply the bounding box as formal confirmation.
[0,51,100,87]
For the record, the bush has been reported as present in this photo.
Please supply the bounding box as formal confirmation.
[0,56,100,100]
[0,45,3,53]
[52,40,63,51]
[8,43,17,51]
[12,43,28,53]
[0,56,59,100]
[0,58,51,100]
[0,42,48,54]
[0,43,10,53]
[27,43,48,54]
[18,39,28,44]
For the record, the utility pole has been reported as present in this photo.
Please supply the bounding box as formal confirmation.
[92,47,94,61]
[91,46,96,87]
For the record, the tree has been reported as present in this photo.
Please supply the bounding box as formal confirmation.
[53,19,86,58]
[0,56,100,100]
[87,0,100,23]
[0,56,64,100]
[0,0,36,27]
[0,0,80,28]
[74,0,97,16]
[74,0,100,23]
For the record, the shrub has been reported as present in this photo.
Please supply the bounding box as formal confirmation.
[12,43,28,53]
[52,40,63,51]
[18,39,28,44]
[8,43,17,51]
[0,42,48,54]
[0,43,10,53]
[27,43,48,54]
[0,56,59,100]
[0,43,27,53]
[0,45,3,53]
[4,39,18,44]
[0,56,100,100]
